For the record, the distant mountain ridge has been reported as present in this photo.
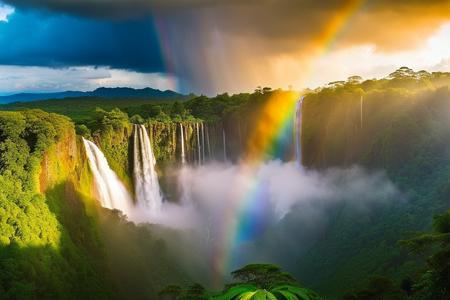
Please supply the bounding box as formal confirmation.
[0,87,184,104]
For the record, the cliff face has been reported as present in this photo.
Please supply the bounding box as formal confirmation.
[39,124,102,220]
[39,127,77,193]
[147,121,232,164]
[146,119,295,166]
[302,86,450,173]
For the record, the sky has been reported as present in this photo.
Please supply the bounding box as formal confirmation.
[0,0,449,95]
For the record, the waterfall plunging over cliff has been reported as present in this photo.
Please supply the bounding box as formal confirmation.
[295,96,305,167]
[133,124,163,213]
[180,123,186,165]
[196,123,201,165]
[83,138,132,214]
[201,123,205,163]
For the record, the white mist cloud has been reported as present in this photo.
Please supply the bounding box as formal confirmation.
[143,161,401,283]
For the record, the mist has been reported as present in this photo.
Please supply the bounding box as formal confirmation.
[143,160,401,285]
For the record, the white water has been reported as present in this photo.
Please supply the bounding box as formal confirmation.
[222,128,227,161]
[295,96,305,167]
[83,138,132,215]
[201,123,205,162]
[180,123,186,164]
[196,123,201,164]
[133,124,163,213]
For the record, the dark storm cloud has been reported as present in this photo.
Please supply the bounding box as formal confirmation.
[3,1,449,47]
[2,0,235,18]
[3,0,447,16]
[0,8,164,72]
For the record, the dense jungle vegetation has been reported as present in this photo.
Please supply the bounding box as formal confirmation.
[0,67,449,299]
[0,110,187,299]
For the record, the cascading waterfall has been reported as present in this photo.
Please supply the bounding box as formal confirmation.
[83,138,132,214]
[295,96,305,168]
[201,123,205,162]
[180,123,186,164]
[133,124,163,213]
[196,123,201,164]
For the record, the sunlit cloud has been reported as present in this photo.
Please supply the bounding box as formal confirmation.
[286,22,450,89]
[171,21,450,94]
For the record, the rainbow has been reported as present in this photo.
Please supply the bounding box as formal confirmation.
[210,91,301,284]
[211,0,368,283]
[301,0,367,82]
[312,0,366,54]
[152,0,368,285]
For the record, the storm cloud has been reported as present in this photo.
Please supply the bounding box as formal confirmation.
[1,0,449,94]
[4,0,449,51]
[0,9,164,72]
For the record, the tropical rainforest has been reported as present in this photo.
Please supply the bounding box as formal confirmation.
[0,67,450,300]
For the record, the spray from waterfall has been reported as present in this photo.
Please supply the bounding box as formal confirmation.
[133,124,163,213]
[180,123,186,165]
[83,138,132,215]
[295,96,305,168]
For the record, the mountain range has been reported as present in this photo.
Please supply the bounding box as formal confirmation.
[0,87,184,104]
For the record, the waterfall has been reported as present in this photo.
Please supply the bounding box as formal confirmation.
[201,123,205,162]
[133,124,163,213]
[180,123,186,165]
[83,138,132,214]
[295,96,305,168]
[222,127,227,162]
[196,123,201,164]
